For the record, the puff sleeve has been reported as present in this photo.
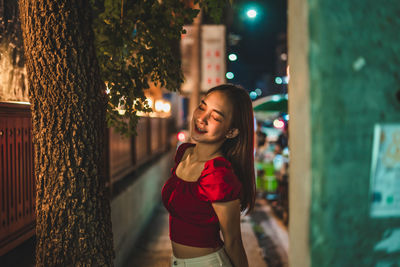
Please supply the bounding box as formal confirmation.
[198,158,242,202]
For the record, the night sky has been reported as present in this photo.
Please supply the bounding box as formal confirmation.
[224,0,287,93]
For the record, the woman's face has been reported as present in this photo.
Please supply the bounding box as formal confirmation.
[190,91,234,144]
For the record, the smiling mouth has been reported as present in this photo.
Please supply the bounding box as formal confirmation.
[194,124,207,134]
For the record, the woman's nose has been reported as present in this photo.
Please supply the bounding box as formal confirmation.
[197,113,208,125]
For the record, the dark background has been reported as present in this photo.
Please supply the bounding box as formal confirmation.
[205,0,288,96]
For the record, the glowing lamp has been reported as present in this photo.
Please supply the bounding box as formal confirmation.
[177,132,186,142]
[145,98,153,108]
[162,102,171,113]
[246,9,257,18]
[155,100,164,112]
[228,53,238,61]
[249,91,257,100]
[275,77,283,85]
[273,119,285,129]
[226,72,234,79]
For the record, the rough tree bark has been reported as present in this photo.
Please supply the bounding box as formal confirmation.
[18,0,114,266]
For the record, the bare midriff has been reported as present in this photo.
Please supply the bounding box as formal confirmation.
[171,241,222,259]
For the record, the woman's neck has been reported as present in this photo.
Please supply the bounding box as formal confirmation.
[191,142,223,162]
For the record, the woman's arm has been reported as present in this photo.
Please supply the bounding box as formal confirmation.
[212,199,249,267]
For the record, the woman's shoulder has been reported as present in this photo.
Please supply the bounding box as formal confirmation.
[204,156,232,170]
[198,157,242,202]
[201,157,238,184]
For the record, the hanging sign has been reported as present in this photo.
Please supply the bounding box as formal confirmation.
[180,25,198,94]
[201,25,226,92]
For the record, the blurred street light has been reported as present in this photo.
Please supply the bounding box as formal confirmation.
[246,9,257,19]
[155,100,164,112]
[273,119,285,129]
[228,53,238,61]
[226,72,235,79]
[155,99,172,114]
[177,132,186,142]
[249,91,257,100]
[162,102,171,113]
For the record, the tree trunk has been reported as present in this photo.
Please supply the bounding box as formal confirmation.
[18,1,114,266]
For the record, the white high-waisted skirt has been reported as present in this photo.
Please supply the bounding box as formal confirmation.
[171,247,232,267]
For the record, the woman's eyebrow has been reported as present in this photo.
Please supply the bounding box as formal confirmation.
[201,100,225,118]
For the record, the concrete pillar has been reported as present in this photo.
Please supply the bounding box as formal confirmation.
[288,0,311,266]
[289,0,400,266]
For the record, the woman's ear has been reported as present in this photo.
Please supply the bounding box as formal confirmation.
[226,128,239,139]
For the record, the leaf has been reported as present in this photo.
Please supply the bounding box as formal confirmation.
[91,0,226,136]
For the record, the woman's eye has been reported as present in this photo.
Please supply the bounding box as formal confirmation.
[198,105,204,111]
[213,116,222,122]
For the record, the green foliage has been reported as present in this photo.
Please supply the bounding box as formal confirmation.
[90,0,226,136]
[198,0,231,22]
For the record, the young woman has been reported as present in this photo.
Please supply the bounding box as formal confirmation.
[162,84,256,267]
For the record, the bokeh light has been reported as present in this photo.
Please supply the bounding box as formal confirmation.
[226,72,235,79]
[177,132,186,142]
[275,77,283,84]
[228,53,238,61]
[246,9,257,19]
[273,119,285,129]
[249,91,257,100]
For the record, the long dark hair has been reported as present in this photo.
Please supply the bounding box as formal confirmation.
[207,84,256,214]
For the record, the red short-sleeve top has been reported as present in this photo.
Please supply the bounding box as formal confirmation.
[162,143,242,248]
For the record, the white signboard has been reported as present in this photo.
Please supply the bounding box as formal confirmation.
[180,25,197,94]
[370,124,400,217]
[201,25,226,92]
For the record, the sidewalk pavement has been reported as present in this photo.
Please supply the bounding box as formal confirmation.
[251,198,289,267]
[0,199,286,267]
[123,204,268,267]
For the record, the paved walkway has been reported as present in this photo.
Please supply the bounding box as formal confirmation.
[1,199,287,267]
[125,200,288,267]
[123,205,172,266]
[251,199,289,267]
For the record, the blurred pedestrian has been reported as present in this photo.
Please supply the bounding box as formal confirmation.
[162,84,255,267]
[277,122,289,149]
[256,121,266,148]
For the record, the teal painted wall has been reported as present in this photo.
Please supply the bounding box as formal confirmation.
[308,0,400,266]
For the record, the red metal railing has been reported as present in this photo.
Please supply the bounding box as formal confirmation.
[108,116,171,185]
[0,102,173,255]
[0,103,35,256]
